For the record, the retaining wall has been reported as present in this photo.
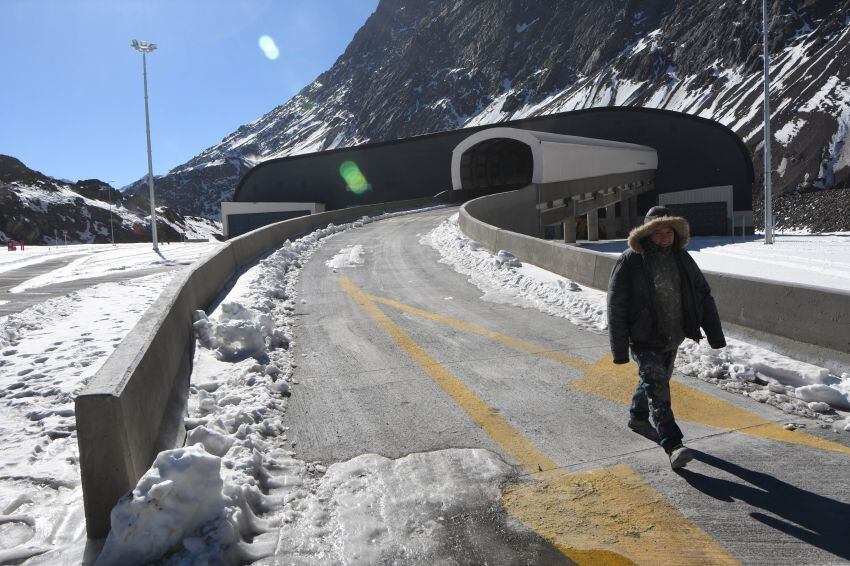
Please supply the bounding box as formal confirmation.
[460,190,850,355]
[75,196,443,538]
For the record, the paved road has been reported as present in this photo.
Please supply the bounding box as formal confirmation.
[0,255,179,317]
[278,208,850,564]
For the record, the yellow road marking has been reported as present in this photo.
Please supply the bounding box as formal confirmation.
[338,277,558,475]
[339,278,737,564]
[574,357,850,455]
[367,293,588,369]
[503,465,738,565]
[368,292,850,455]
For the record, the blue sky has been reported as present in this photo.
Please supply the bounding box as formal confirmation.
[0,0,379,188]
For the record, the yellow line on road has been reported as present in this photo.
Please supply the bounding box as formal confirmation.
[366,292,589,369]
[574,357,850,455]
[503,464,738,565]
[338,277,558,475]
[339,278,737,564]
[367,291,850,455]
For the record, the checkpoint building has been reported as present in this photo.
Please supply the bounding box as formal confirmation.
[222,107,754,240]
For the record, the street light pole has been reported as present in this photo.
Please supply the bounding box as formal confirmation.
[762,0,774,244]
[131,39,159,252]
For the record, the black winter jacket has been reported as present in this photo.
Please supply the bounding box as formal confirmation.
[607,218,726,364]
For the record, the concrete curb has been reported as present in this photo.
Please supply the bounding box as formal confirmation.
[75,196,443,538]
[459,190,850,355]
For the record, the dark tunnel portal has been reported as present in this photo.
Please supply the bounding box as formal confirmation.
[459,138,533,190]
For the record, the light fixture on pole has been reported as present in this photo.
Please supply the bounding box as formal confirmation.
[762,0,774,244]
[131,39,159,252]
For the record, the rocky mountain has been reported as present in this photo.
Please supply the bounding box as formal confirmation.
[0,155,221,245]
[126,0,850,230]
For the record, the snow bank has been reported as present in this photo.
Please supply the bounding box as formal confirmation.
[325,244,365,269]
[97,207,448,563]
[422,214,606,330]
[275,449,512,563]
[97,445,239,566]
[425,215,850,422]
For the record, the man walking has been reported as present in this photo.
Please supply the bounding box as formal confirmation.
[607,206,726,469]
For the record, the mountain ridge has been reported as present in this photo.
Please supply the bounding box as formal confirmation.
[0,155,220,244]
[123,0,850,230]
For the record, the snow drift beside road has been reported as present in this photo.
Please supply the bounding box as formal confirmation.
[100,207,480,563]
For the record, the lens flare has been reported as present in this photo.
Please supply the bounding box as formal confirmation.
[339,161,371,195]
[258,35,279,60]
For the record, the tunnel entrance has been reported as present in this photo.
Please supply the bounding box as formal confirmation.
[458,138,533,190]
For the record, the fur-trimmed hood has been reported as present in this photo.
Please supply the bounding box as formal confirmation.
[627,216,690,253]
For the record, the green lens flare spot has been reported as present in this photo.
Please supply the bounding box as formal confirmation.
[339,161,371,195]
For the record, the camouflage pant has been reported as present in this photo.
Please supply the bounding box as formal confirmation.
[630,348,683,452]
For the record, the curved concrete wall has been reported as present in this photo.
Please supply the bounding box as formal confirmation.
[459,190,850,355]
[75,196,443,538]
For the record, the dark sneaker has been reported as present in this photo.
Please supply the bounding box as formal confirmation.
[628,418,660,442]
[668,445,694,469]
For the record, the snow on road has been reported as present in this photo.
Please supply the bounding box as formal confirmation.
[1,207,848,563]
[0,244,101,275]
[5,241,222,293]
[325,244,365,269]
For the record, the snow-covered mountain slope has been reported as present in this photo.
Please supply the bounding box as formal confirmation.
[127,0,850,229]
[0,155,221,244]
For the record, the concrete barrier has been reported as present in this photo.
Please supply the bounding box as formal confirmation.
[459,190,850,355]
[75,196,444,538]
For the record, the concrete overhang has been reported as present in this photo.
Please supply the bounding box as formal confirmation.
[451,127,658,190]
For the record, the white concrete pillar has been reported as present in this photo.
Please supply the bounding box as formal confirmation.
[563,216,576,244]
[587,209,599,241]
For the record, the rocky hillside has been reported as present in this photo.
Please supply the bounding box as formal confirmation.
[0,155,220,245]
[126,0,850,230]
